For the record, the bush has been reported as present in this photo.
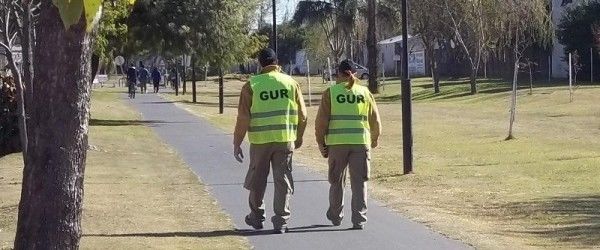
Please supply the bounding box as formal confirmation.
[0,76,19,154]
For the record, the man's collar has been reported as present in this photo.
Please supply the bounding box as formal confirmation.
[261,65,280,74]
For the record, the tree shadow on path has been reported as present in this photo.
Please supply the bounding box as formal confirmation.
[90,119,174,127]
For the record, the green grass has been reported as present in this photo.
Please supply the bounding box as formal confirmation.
[163,76,600,249]
[0,88,249,249]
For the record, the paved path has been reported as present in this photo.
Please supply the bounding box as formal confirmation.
[129,93,470,250]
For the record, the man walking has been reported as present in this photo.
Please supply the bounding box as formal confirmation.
[137,62,150,94]
[152,67,161,93]
[315,60,381,230]
[233,48,307,234]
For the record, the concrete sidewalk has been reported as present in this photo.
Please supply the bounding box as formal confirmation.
[129,93,470,250]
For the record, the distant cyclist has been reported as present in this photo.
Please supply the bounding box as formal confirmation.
[127,63,137,99]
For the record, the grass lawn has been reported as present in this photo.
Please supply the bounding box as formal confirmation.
[0,88,249,249]
[163,76,600,249]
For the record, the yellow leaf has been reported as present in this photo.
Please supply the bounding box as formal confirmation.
[52,0,84,29]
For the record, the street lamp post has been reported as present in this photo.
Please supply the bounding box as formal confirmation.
[272,0,277,54]
[401,0,414,174]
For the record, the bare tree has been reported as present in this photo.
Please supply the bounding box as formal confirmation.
[504,0,552,140]
[443,0,502,94]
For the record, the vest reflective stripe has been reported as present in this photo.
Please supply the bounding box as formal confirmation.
[249,124,298,132]
[251,110,298,119]
[326,83,371,145]
[328,128,367,134]
[249,71,299,144]
[330,115,368,121]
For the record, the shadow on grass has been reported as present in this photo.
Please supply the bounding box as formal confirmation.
[90,119,170,127]
[84,225,348,238]
[502,195,600,247]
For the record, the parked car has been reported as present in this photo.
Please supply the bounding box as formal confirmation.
[323,62,370,81]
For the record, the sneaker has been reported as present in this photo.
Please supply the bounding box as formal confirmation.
[326,212,342,226]
[245,215,264,230]
[351,224,364,230]
[273,226,288,234]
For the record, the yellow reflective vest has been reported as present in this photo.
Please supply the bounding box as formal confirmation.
[326,82,371,145]
[248,71,299,144]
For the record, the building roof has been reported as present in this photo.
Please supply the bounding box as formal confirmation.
[378,35,413,45]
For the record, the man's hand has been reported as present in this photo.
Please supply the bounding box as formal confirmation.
[371,140,378,149]
[319,144,328,158]
[295,138,303,149]
[234,146,244,163]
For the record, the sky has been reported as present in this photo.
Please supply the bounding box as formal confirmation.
[262,0,299,24]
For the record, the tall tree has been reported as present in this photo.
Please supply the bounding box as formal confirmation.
[557,0,600,81]
[409,0,446,93]
[503,0,552,140]
[13,0,135,248]
[366,0,377,93]
[93,0,130,73]
[443,0,502,94]
[293,0,358,64]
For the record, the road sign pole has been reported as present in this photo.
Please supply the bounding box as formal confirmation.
[272,0,277,54]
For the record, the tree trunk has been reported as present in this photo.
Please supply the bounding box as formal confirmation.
[506,61,519,140]
[6,51,28,163]
[366,0,378,93]
[529,64,533,95]
[424,41,440,93]
[219,68,224,114]
[14,2,92,249]
[20,0,35,117]
[192,58,197,103]
[182,65,186,95]
[469,68,478,94]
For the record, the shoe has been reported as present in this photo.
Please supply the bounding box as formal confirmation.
[351,224,364,230]
[273,226,288,234]
[245,215,264,230]
[326,212,342,226]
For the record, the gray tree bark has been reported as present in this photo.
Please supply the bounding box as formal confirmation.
[366,0,378,93]
[14,1,92,248]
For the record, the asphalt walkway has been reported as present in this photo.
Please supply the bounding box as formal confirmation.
[129,93,470,250]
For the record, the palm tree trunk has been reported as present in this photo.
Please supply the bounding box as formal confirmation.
[366,0,378,93]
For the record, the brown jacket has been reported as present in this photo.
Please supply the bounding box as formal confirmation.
[233,66,308,147]
[315,83,381,147]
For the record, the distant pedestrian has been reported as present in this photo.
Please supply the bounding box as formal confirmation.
[315,59,382,230]
[233,48,308,234]
[126,63,137,99]
[137,62,150,94]
[152,67,161,93]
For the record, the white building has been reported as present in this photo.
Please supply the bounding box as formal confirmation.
[376,35,426,77]
[551,0,581,78]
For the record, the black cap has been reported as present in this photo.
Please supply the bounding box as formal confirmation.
[338,59,357,74]
[258,48,277,66]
